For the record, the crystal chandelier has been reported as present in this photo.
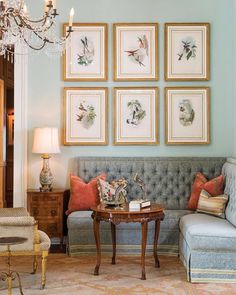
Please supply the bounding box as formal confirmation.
[0,0,74,59]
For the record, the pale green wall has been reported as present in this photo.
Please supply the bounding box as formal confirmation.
[27,0,234,189]
[234,0,236,157]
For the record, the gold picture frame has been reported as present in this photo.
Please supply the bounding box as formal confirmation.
[165,23,210,81]
[63,23,108,81]
[64,87,108,145]
[113,23,158,81]
[114,87,159,145]
[165,87,210,145]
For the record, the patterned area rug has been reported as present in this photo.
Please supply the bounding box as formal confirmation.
[0,254,235,295]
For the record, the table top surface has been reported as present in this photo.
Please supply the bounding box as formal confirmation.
[0,237,28,246]
[91,203,164,215]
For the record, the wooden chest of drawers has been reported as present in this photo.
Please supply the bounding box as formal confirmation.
[27,190,65,245]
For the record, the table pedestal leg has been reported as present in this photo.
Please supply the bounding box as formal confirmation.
[154,220,161,268]
[111,223,116,265]
[1,270,24,295]
[93,217,101,275]
[141,221,148,280]
[7,274,12,295]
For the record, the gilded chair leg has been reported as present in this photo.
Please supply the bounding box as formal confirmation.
[31,256,38,274]
[41,251,48,289]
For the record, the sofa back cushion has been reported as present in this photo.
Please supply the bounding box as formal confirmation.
[222,159,236,226]
[73,157,225,210]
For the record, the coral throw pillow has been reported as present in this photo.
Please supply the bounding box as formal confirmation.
[66,174,106,214]
[188,173,225,210]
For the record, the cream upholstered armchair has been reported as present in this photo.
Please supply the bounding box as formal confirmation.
[0,207,51,289]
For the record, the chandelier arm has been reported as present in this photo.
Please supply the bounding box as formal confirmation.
[23,37,47,51]
[18,13,56,35]
[17,14,48,31]
[21,11,53,25]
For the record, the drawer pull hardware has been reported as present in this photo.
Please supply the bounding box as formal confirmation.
[51,210,57,216]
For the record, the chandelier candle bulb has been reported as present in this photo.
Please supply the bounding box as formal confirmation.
[44,0,48,12]
[23,4,27,14]
[69,8,74,27]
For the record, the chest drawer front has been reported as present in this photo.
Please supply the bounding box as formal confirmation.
[31,193,60,203]
[32,206,60,218]
[37,221,61,237]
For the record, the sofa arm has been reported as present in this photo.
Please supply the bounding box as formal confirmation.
[0,216,36,226]
[0,207,29,217]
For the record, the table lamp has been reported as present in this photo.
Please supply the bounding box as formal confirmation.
[32,127,61,192]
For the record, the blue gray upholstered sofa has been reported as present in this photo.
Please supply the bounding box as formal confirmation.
[179,158,236,283]
[67,157,236,282]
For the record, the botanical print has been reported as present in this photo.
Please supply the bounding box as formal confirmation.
[114,87,158,145]
[126,99,146,126]
[78,36,95,66]
[114,24,158,81]
[178,38,197,61]
[165,23,209,81]
[165,87,210,144]
[64,24,107,81]
[179,99,195,126]
[64,87,107,145]
[76,101,96,129]
[124,35,149,66]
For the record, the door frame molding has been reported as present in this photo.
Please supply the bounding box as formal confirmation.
[0,79,5,208]
[14,47,28,207]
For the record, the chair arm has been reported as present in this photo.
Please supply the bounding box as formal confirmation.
[38,230,51,251]
[0,216,36,226]
[0,207,29,217]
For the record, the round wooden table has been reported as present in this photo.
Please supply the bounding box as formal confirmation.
[0,236,28,295]
[91,203,165,280]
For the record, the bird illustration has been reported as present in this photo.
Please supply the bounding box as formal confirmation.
[124,49,145,66]
[124,34,149,67]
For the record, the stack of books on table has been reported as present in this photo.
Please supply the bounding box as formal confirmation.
[129,200,151,210]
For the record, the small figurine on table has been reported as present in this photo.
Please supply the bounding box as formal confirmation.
[133,173,147,200]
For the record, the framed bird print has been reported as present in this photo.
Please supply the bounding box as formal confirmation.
[114,87,158,145]
[165,23,210,81]
[64,87,108,145]
[165,87,210,145]
[113,23,158,81]
[63,23,108,81]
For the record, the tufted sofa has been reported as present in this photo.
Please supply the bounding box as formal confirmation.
[179,158,236,283]
[67,157,225,257]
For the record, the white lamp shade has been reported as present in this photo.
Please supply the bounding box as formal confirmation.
[32,127,61,154]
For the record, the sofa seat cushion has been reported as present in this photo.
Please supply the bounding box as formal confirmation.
[180,213,236,251]
[67,209,193,247]
[68,209,193,230]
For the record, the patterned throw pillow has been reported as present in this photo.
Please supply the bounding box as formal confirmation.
[97,178,128,205]
[197,189,228,218]
[188,173,225,210]
[66,173,106,214]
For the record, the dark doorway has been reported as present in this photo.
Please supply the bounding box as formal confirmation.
[0,55,14,207]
